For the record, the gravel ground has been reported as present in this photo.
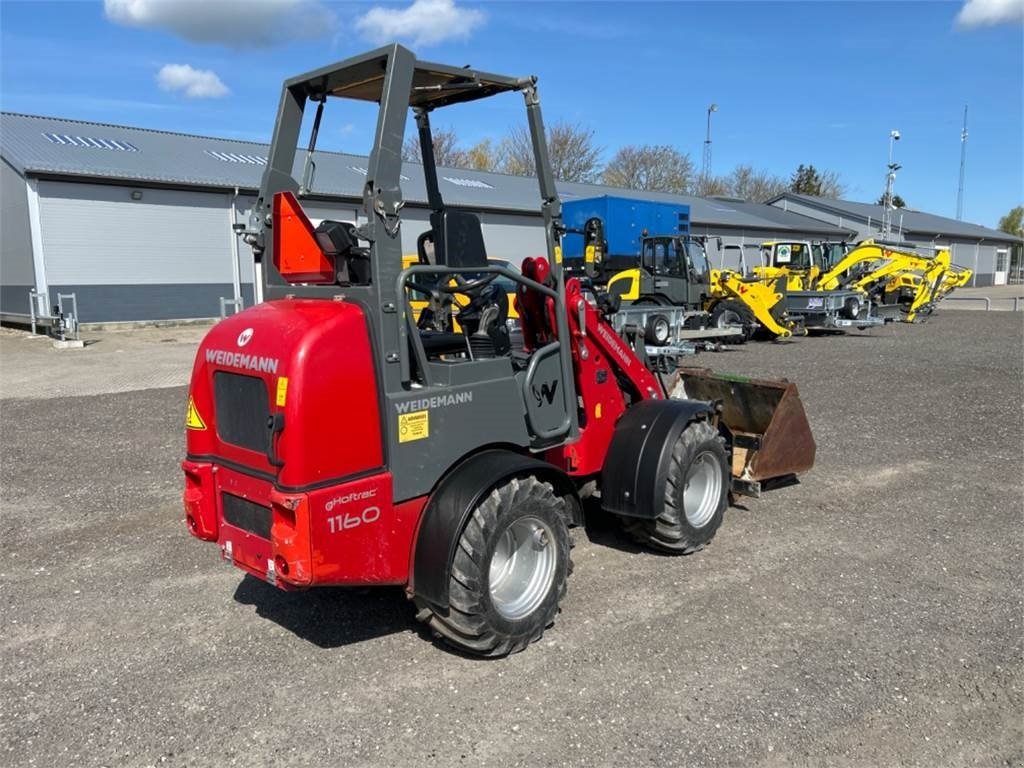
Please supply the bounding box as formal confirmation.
[1,311,1021,767]
[0,325,209,400]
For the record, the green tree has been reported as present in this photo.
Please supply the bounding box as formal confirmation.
[998,206,1023,238]
[1000,206,1024,278]
[877,193,907,208]
[602,145,694,194]
[790,164,846,198]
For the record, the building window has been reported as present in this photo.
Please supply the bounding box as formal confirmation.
[43,133,138,151]
[443,176,495,190]
[205,150,266,165]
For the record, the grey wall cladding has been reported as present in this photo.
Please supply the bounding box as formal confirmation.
[49,283,237,322]
[1,158,36,288]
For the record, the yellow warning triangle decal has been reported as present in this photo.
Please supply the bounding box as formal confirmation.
[185,396,206,431]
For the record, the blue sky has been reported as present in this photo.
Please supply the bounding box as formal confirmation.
[1,0,1021,228]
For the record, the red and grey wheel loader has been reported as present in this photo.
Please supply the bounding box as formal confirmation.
[182,45,816,656]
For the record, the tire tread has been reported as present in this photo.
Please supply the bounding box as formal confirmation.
[414,476,573,657]
[624,420,728,554]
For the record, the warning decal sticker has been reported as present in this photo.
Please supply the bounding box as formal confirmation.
[185,397,206,431]
[275,376,289,407]
[398,410,429,443]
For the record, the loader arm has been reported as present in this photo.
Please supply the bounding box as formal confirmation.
[710,269,794,339]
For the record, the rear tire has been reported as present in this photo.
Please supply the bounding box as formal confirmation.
[623,420,728,554]
[414,476,571,657]
[710,300,755,343]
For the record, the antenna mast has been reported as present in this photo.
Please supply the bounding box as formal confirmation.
[956,105,968,220]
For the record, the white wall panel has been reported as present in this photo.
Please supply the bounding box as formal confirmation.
[38,181,234,285]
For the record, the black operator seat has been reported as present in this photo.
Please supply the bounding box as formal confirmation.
[314,220,370,285]
[409,208,491,363]
[430,209,488,269]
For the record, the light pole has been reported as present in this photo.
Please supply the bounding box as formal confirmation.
[881,129,901,238]
[702,103,718,193]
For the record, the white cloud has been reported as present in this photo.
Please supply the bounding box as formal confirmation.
[956,0,1024,27]
[104,0,335,47]
[355,0,485,46]
[157,64,229,98]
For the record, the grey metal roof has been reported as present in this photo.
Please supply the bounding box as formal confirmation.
[2,112,848,236]
[769,192,1019,244]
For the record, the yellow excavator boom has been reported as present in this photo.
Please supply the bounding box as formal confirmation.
[814,239,964,322]
[936,265,973,298]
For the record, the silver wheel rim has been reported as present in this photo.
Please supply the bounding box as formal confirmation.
[489,516,557,621]
[683,451,722,528]
[717,309,743,329]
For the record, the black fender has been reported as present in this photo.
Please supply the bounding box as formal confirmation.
[411,449,581,610]
[600,399,717,519]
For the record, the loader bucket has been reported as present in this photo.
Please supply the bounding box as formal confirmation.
[669,368,816,492]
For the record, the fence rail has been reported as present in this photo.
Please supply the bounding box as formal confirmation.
[941,296,1023,311]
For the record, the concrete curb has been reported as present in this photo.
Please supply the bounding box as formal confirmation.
[79,318,219,332]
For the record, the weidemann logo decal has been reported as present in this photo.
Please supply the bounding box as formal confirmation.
[206,348,280,374]
[394,391,472,413]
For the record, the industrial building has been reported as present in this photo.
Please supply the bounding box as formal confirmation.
[1,111,1011,323]
[770,193,1020,287]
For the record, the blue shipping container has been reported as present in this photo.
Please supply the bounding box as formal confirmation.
[562,195,691,260]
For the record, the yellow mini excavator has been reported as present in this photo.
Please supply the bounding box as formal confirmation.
[754,240,824,290]
[815,239,973,322]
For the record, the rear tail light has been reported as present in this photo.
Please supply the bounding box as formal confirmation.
[270,492,312,586]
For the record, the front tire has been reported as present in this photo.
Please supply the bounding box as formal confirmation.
[623,420,729,554]
[414,476,572,657]
[710,300,755,343]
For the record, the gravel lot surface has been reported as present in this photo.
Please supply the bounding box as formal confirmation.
[2,311,1021,767]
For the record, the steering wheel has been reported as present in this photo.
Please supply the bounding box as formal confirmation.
[438,272,498,295]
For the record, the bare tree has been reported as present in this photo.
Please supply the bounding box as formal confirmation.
[818,168,846,199]
[602,145,694,194]
[498,126,533,177]
[500,121,602,183]
[727,165,789,202]
[693,174,731,197]
[402,127,469,168]
[464,138,500,172]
